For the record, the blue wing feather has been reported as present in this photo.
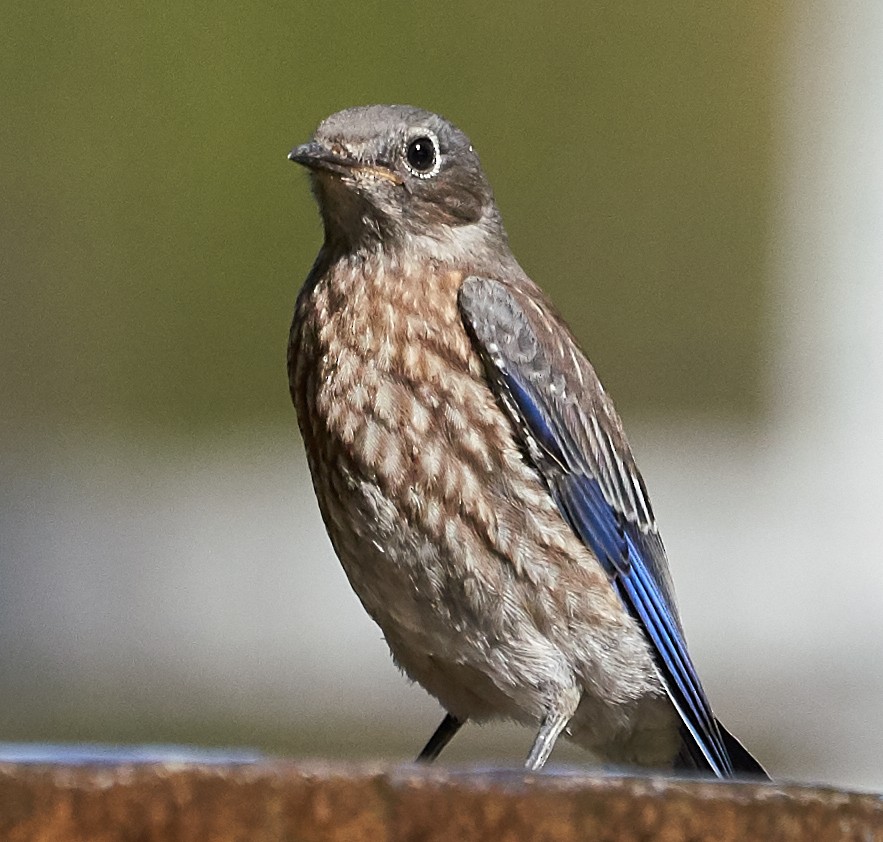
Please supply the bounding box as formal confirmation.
[502,367,733,776]
[458,275,766,778]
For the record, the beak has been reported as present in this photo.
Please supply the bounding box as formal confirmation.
[288,141,357,176]
[288,141,403,184]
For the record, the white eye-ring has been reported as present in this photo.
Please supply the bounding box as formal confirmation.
[402,130,441,178]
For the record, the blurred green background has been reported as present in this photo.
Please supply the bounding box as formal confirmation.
[1,1,780,435]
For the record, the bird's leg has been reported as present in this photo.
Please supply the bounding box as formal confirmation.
[525,711,571,771]
[416,713,465,763]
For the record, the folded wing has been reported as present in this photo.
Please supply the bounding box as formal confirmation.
[459,275,765,778]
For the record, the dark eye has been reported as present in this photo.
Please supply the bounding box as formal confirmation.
[404,134,439,176]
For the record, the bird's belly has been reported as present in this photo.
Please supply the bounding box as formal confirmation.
[311,451,678,763]
[313,460,568,723]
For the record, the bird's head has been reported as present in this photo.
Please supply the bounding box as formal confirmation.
[289,105,506,255]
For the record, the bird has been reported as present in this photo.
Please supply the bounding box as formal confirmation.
[286,104,767,778]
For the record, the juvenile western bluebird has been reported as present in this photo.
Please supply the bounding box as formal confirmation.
[287,105,767,777]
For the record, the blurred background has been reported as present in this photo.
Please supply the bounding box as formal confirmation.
[2,1,882,791]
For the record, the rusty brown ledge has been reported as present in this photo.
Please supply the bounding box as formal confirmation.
[0,758,880,841]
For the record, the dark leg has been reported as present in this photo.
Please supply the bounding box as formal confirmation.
[524,711,570,771]
[416,713,465,763]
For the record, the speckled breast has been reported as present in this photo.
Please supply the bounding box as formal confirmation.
[286,252,587,636]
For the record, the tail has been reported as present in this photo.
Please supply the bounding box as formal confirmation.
[675,718,769,779]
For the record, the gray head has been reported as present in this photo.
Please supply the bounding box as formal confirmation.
[289,105,507,254]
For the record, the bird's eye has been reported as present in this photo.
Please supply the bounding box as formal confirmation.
[404,134,439,177]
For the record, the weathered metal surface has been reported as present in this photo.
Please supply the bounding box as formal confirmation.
[0,760,880,841]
